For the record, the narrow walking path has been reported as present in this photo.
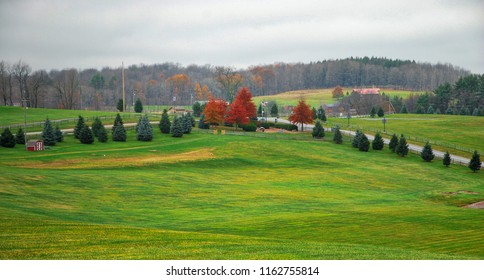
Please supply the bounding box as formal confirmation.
[264,117,478,167]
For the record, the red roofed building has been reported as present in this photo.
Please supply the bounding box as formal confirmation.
[352,88,380,95]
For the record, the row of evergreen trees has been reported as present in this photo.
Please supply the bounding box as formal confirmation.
[158,109,195,137]
[0,127,27,148]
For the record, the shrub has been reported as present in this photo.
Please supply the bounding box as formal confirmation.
[198,114,210,129]
[370,107,376,118]
[377,107,384,117]
[240,121,257,132]
[1,128,16,148]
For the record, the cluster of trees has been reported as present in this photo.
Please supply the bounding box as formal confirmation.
[1,57,471,110]
[158,109,195,137]
[389,74,484,115]
[0,127,26,148]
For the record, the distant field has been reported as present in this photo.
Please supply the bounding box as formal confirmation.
[0,130,482,259]
[326,114,484,157]
[252,88,423,108]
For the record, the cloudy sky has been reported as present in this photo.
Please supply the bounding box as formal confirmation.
[1,0,483,73]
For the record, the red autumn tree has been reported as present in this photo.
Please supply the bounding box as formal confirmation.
[289,99,313,132]
[203,98,227,126]
[235,87,257,119]
[225,98,249,130]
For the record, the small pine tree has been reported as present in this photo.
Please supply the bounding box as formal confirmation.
[97,125,108,143]
[112,114,124,133]
[187,112,195,127]
[42,118,57,146]
[352,130,362,148]
[134,98,143,113]
[435,108,442,114]
[459,106,467,115]
[74,115,85,139]
[192,102,202,117]
[117,99,124,112]
[312,107,318,120]
[421,142,435,162]
[389,134,399,152]
[79,124,94,144]
[468,150,481,173]
[270,103,279,117]
[170,116,183,137]
[333,127,343,144]
[396,135,409,157]
[416,105,424,114]
[472,108,479,116]
[377,107,384,117]
[181,114,192,134]
[1,128,16,148]
[443,151,451,167]
[358,133,370,152]
[372,132,384,150]
[312,121,325,138]
[257,104,263,117]
[112,125,127,142]
[15,127,25,144]
[136,114,153,141]
[317,107,327,122]
[445,107,453,115]
[159,109,171,134]
[54,125,64,143]
[91,117,103,138]
[400,105,408,114]
[198,114,210,129]
[370,107,376,118]
[427,106,434,114]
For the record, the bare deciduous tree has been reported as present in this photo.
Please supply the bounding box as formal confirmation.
[215,66,243,103]
[53,69,79,109]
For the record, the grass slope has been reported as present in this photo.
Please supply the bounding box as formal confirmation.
[327,114,484,156]
[0,131,483,259]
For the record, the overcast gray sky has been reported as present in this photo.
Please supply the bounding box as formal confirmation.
[1,0,483,73]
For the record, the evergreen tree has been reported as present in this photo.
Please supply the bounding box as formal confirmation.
[79,124,94,144]
[187,112,195,127]
[91,117,103,138]
[136,114,153,141]
[54,125,64,143]
[1,128,16,148]
[443,151,451,167]
[312,120,325,138]
[377,107,385,117]
[472,108,479,116]
[416,105,424,114]
[117,99,124,112]
[372,132,384,150]
[270,103,279,117]
[445,107,453,115]
[181,114,192,134]
[198,114,210,129]
[112,124,127,142]
[257,104,263,117]
[464,107,471,115]
[358,133,370,152]
[370,107,376,118]
[468,150,481,173]
[333,127,343,144]
[427,105,434,114]
[317,107,327,122]
[74,115,85,139]
[159,109,171,134]
[97,125,108,143]
[435,108,442,114]
[396,135,409,157]
[112,114,124,133]
[400,105,408,114]
[192,102,202,117]
[352,130,362,148]
[42,118,57,146]
[421,142,435,162]
[134,98,143,113]
[389,134,398,152]
[312,107,318,120]
[459,106,467,115]
[15,127,25,145]
[170,116,183,137]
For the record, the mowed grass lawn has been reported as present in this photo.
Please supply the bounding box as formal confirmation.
[0,130,483,260]
[327,114,484,157]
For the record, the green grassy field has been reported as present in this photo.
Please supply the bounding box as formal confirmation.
[0,129,482,260]
[327,114,484,157]
[252,88,422,108]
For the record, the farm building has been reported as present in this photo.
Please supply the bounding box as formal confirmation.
[27,140,44,151]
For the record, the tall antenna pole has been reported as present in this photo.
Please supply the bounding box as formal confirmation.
[122,62,125,112]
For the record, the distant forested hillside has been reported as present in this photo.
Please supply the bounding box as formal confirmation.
[0,57,471,109]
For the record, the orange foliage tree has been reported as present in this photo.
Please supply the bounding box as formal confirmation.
[332,85,344,98]
[203,98,227,126]
[225,98,248,130]
[234,87,257,119]
[288,99,313,132]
